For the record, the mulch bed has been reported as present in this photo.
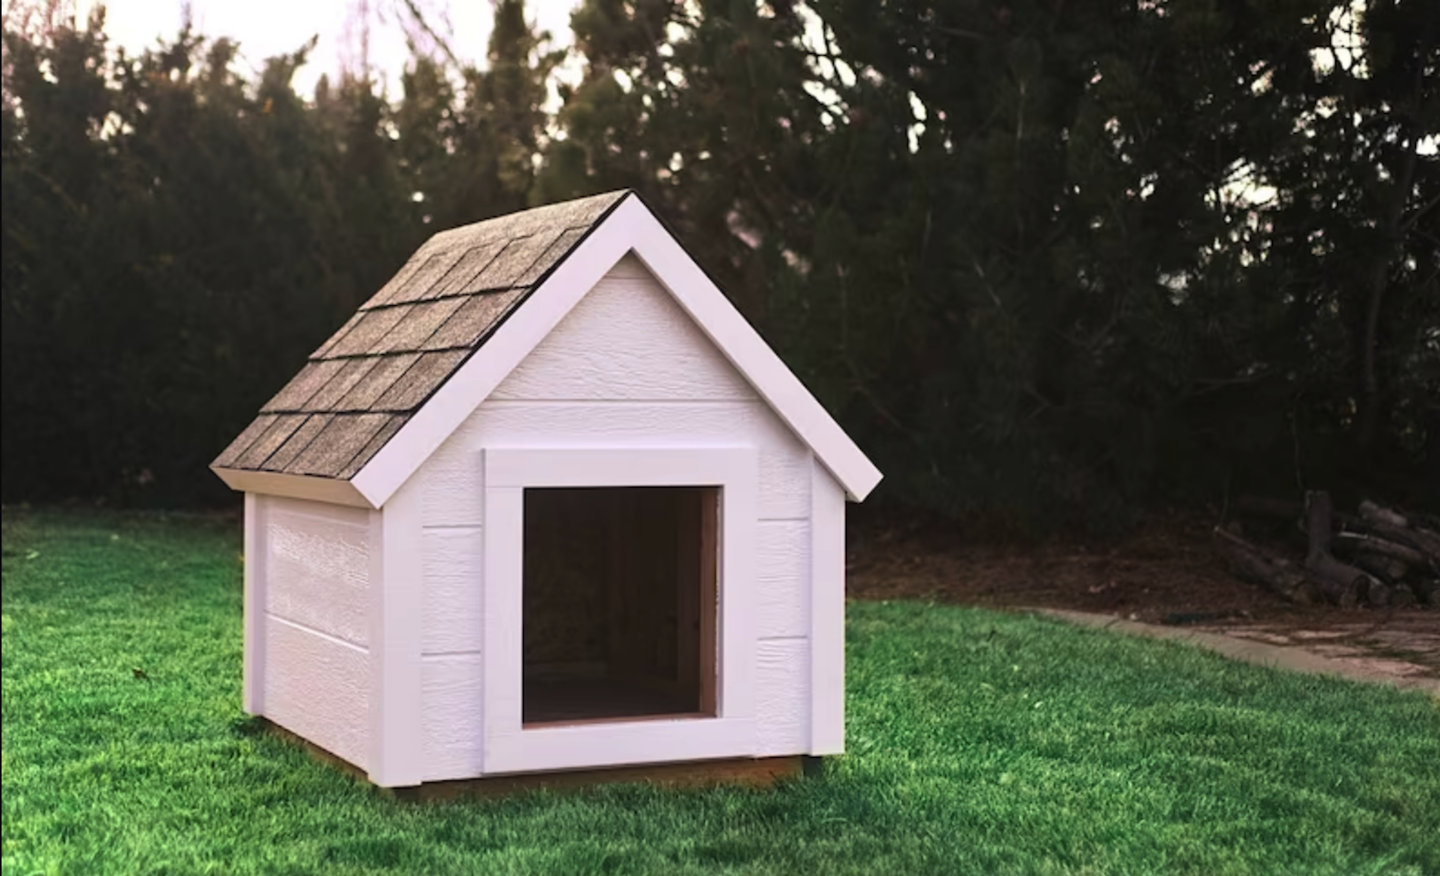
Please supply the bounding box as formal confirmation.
[845,510,1439,676]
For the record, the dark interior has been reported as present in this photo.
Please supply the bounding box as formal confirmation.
[521,486,718,726]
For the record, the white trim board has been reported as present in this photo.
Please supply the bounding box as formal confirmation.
[350,194,882,509]
[480,446,758,774]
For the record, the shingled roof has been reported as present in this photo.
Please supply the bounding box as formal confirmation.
[211,190,630,480]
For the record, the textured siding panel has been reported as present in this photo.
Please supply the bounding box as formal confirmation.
[422,654,486,781]
[264,616,369,770]
[749,405,812,520]
[757,520,810,639]
[490,266,757,401]
[421,445,486,529]
[755,638,809,756]
[265,498,370,646]
[422,527,484,655]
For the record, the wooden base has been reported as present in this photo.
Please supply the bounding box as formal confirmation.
[398,755,808,802]
[259,718,812,800]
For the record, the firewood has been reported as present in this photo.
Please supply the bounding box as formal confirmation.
[1348,519,1440,570]
[1303,552,1365,607]
[1390,584,1418,608]
[1332,531,1429,568]
[1358,499,1410,529]
[1347,551,1408,583]
[1213,527,1321,604]
[1305,491,1376,607]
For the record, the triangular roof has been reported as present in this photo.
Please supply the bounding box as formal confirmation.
[212,191,881,507]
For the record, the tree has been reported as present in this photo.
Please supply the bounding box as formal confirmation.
[543,0,1437,526]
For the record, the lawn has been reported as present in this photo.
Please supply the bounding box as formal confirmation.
[2,509,1437,876]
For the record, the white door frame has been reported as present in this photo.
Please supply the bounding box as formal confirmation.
[480,445,758,775]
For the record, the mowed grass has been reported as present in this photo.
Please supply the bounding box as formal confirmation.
[2,509,1438,876]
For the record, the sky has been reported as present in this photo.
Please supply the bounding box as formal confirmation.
[74,0,582,97]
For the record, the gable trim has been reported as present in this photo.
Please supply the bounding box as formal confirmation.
[349,195,883,507]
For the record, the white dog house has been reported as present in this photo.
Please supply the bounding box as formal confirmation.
[212,190,881,790]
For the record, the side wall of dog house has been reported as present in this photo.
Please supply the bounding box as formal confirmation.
[248,494,372,771]
[412,253,818,781]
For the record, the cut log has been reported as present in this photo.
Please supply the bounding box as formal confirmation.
[1347,551,1407,583]
[1348,519,1440,570]
[1304,552,1365,607]
[1213,527,1322,604]
[1332,531,1429,568]
[1358,499,1410,529]
[1305,491,1374,607]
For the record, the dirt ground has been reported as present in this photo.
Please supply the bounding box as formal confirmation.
[845,511,1439,683]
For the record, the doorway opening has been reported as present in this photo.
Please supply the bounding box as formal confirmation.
[521,486,718,726]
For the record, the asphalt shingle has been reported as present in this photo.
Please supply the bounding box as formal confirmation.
[287,414,395,478]
[213,189,631,480]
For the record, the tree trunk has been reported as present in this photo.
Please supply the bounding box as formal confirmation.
[1355,83,1422,453]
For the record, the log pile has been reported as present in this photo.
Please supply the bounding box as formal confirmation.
[1217,493,1440,608]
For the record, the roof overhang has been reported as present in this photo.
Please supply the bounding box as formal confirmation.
[212,466,376,509]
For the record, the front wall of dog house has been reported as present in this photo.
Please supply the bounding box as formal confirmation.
[413,254,825,781]
[251,495,372,771]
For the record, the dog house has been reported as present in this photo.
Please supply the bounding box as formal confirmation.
[212,190,881,789]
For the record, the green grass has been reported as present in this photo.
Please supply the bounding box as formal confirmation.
[3,509,1437,876]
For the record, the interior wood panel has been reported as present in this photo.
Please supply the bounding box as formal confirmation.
[522,486,719,725]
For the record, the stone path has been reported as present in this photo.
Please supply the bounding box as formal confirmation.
[1033,608,1440,698]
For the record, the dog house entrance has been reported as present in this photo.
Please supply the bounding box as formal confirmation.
[522,486,719,726]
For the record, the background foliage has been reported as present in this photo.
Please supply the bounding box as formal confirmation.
[3,0,1436,525]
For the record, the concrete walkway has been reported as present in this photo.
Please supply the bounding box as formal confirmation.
[1031,608,1440,698]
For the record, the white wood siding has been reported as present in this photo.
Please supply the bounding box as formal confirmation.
[258,495,371,770]
[489,254,757,402]
[421,527,484,656]
[756,520,810,639]
[421,654,486,781]
[756,638,810,756]
[413,254,820,777]
[264,497,370,646]
[263,616,370,770]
